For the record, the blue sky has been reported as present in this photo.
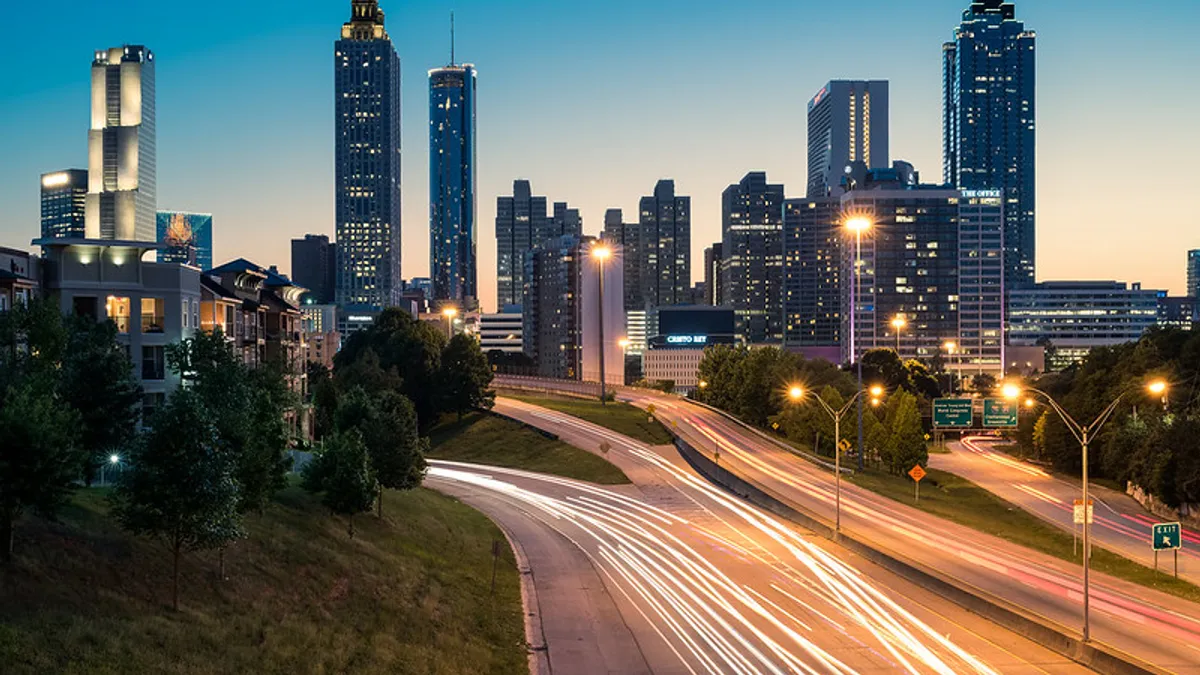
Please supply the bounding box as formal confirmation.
[2,0,1198,311]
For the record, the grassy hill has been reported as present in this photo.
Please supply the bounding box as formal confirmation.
[0,484,526,674]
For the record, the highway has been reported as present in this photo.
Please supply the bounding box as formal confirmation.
[429,397,1094,674]
[930,436,1198,584]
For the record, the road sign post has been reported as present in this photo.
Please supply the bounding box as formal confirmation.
[908,464,927,503]
[1152,522,1182,578]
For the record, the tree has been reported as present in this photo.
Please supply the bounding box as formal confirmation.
[110,389,243,609]
[334,388,428,517]
[0,297,69,406]
[60,317,142,484]
[439,333,495,421]
[0,382,83,562]
[884,390,927,475]
[970,373,997,394]
[301,430,378,538]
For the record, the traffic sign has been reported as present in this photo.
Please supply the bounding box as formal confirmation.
[908,465,927,483]
[983,399,1019,428]
[1153,523,1182,551]
[1073,499,1094,525]
[933,399,973,428]
[838,438,852,452]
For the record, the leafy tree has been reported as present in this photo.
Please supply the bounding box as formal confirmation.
[110,389,243,609]
[970,373,997,394]
[439,333,495,421]
[334,387,428,517]
[884,390,927,475]
[0,297,69,406]
[903,360,942,400]
[302,430,378,538]
[60,317,142,484]
[0,382,83,562]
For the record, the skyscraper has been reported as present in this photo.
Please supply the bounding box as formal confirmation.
[86,46,155,242]
[496,180,541,309]
[1188,250,1200,299]
[335,0,402,311]
[944,0,1036,289]
[522,234,591,379]
[783,197,841,347]
[292,234,338,304]
[638,180,691,309]
[722,172,785,344]
[806,81,889,198]
[429,43,477,309]
[703,243,723,306]
[157,211,213,270]
[603,208,641,312]
[40,170,88,239]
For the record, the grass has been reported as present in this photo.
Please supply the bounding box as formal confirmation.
[848,467,1200,604]
[502,393,674,446]
[0,484,527,674]
[429,411,631,485]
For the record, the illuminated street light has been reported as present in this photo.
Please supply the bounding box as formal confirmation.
[618,337,630,349]
[788,386,805,401]
[843,212,873,473]
[869,385,884,398]
[1002,377,1170,642]
[891,315,907,356]
[109,454,120,464]
[592,243,613,405]
[591,245,612,261]
[441,307,459,340]
[1024,398,1036,409]
[698,380,709,390]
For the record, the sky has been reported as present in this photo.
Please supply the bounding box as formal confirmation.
[2,0,1198,312]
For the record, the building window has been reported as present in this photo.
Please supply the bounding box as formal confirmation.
[141,298,165,334]
[141,392,166,425]
[141,345,165,381]
[182,299,190,329]
[106,296,132,333]
[192,300,199,330]
[73,296,98,320]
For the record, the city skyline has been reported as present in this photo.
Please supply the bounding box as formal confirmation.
[2,1,1199,312]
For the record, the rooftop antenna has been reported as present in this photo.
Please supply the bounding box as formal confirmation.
[450,11,455,66]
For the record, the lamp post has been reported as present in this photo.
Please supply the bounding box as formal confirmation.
[790,384,884,538]
[891,315,907,357]
[845,215,872,471]
[101,453,120,486]
[1003,378,1169,643]
[592,244,612,405]
[943,340,958,394]
[442,307,458,341]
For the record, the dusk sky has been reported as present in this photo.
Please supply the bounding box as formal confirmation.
[2,0,1197,311]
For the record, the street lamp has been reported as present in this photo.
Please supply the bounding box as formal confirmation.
[943,340,958,394]
[1003,378,1169,643]
[442,307,459,340]
[101,454,121,486]
[844,213,873,472]
[791,384,886,537]
[891,315,907,357]
[592,244,613,405]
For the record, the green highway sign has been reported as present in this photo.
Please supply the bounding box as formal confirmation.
[983,399,1019,428]
[1153,522,1182,551]
[933,399,973,428]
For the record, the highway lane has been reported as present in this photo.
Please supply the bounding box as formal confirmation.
[446,398,1096,674]
[596,389,1200,673]
[930,436,1198,584]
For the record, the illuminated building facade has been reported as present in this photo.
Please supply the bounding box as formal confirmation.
[40,170,88,239]
[721,172,785,344]
[156,211,213,270]
[335,0,402,310]
[806,81,889,198]
[429,62,477,308]
[86,46,156,242]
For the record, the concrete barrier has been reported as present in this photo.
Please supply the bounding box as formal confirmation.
[672,435,1169,675]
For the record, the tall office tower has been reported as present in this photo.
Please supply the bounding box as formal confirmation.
[806,81,889,198]
[335,0,402,311]
[291,234,338,304]
[1188,250,1200,299]
[638,180,691,309]
[944,0,1035,289]
[783,197,841,347]
[703,243,723,306]
[40,170,88,239]
[522,234,591,379]
[429,54,477,309]
[495,180,548,309]
[603,208,642,312]
[551,202,582,237]
[839,161,1005,374]
[157,211,213,270]
[85,46,155,241]
[722,172,785,344]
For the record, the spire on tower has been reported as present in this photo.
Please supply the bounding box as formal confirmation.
[450,11,456,66]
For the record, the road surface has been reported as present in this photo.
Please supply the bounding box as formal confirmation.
[428,397,1096,674]
[930,436,1198,584]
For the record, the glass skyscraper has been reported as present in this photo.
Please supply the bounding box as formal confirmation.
[495,180,548,310]
[335,0,402,311]
[806,81,889,198]
[429,61,477,309]
[943,0,1036,290]
[86,46,155,242]
[1188,250,1200,300]
[40,169,88,239]
[638,180,691,310]
[721,172,785,344]
[783,197,841,347]
[156,211,213,270]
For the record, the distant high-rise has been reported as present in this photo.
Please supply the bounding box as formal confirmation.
[1188,250,1200,299]
[944,0,1036,289]
[429,46,477,309]
[806,81,889,198]
[523,234,590,379]
[495,180,548,309]
[291,234,338,304]
[40,170,88,239]
[638,180,691,309]
[157,212,213,270]
[722,172,785,344]
[703,243,723,306]
[86,46,155,241]
[552,202,582,237]
[603,208,641,312]
[783,197,841,347]
[335,0,402,311]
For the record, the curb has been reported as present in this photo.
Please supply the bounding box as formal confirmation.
[490,515,552,675]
